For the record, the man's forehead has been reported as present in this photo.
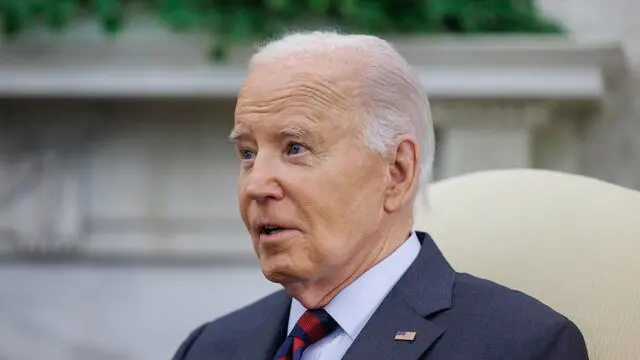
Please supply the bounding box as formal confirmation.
[241,51,365,94]
[232,101,352,141]
[232,51,365,141]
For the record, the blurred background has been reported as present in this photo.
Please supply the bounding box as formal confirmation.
[0,1,638,359]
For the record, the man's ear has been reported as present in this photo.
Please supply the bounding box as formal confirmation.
[384,135,419,212]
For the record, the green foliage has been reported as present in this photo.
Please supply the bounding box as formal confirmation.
[0,0,563,60]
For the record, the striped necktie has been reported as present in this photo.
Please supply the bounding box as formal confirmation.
[273,308,339,360]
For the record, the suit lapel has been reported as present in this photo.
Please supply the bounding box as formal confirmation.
[340,290,444,360]
[257,306,289,360]
[342,232,456,360]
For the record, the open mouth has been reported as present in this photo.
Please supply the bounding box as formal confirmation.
[259,225,286,236]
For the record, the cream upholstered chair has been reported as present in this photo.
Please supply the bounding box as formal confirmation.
[414,169,640,360]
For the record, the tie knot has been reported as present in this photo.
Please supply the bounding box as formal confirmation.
[291,309,338,346]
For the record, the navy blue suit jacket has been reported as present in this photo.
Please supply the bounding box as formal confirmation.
[173,231,589,359]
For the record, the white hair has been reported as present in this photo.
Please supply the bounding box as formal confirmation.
[250,30,435,202]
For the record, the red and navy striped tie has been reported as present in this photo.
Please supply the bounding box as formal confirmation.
[273,309,339,360]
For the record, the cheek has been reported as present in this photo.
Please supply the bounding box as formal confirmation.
[299,179,373,252]
[319,168,386,240]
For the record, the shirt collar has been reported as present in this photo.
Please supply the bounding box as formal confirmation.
[288,231,421,340]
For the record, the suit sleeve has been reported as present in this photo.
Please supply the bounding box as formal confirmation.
[535,318,589,360]
[172,323,207,360]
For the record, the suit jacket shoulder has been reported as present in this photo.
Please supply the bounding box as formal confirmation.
[430,272,587,359]
[341,232,587,360]
[172,290,290,360]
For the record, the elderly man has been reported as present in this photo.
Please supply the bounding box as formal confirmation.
[173,31,588,360]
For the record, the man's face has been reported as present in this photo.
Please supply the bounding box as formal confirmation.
[232,57,389,291]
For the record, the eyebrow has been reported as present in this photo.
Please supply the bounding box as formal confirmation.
[229,124,320,143]
[279,125,314,139]
[228,128,247,142]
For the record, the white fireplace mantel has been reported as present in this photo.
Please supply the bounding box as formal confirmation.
[0,34,624,100]
[0,32,627,260]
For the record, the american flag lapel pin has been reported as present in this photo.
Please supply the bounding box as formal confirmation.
[394,330,417,342]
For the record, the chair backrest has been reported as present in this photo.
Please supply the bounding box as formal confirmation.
[415,169,640,359]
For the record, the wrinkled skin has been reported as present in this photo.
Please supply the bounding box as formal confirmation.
[231,53,419,308]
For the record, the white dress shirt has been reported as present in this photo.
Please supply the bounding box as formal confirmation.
[286,231,421,360]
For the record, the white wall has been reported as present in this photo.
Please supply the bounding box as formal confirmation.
[0,263,279,360]
[1,99,254,256]
[538,0,640,189]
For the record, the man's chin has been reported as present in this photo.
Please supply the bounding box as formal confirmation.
[260,262,309,286]
[261,266,297,284]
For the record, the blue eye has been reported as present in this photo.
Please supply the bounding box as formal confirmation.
[287,143,307,155]
[240,149,256,160]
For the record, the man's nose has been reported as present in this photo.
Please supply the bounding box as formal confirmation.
[244,156,284,203]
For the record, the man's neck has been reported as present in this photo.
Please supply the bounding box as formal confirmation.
[287,231,422,340]
[284,221,412,309]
